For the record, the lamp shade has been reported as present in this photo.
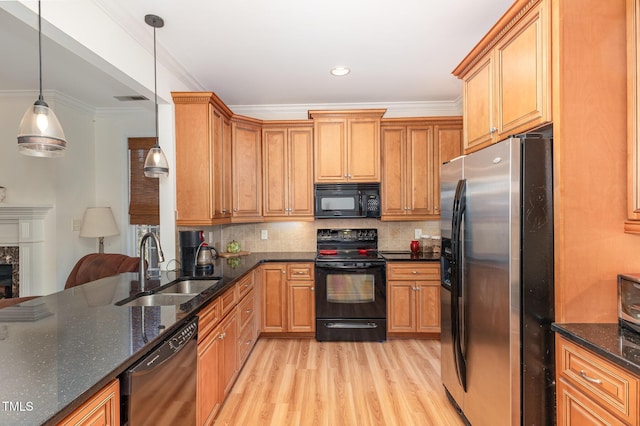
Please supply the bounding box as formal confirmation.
[79,207,119,238]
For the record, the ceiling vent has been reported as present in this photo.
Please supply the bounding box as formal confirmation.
[114,95,149,102]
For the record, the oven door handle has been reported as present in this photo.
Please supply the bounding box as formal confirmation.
[315,263,384,270]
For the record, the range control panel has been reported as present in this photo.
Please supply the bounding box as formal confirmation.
[316,228,378,243]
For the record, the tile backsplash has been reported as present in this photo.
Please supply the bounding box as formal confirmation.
[182,219,441,253]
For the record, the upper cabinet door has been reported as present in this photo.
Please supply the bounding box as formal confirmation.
[406,125,435,216]
[287,127,314,217]
[232,118,263,222]
[495,1,549,139]
[463,55,495,151]
[347,118,381,182]
[262,128,288,217]
[314,119,348,183]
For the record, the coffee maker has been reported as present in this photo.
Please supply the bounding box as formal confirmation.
[179,230,204,277]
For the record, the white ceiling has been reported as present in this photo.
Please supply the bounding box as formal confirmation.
[0,0,514,110]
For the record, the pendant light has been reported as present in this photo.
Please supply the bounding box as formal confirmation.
[143,14,169,178]
[17,1,67,157]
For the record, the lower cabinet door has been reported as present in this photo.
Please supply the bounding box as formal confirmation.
[197,328,222,426]
[220,311,239,397]
[57,379,119,426]
[288,281,315,332]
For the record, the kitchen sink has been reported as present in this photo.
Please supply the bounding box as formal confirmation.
[157,279,221,295]
[118,293,198,307]
[116,278,222,307]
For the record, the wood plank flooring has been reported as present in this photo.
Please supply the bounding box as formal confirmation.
[214,338,464,426]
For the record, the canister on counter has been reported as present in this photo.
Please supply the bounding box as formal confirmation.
[420,235,432,253]
[432,235,441,254]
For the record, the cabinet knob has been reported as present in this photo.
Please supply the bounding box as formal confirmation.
[282,270,286,274]
[246,308,252,314]
[219,332,226,340]
[310,287,315,291]
[412,271,418,274]
[489,127,498,134]
[222,208,227,213]
[233,208,238,212]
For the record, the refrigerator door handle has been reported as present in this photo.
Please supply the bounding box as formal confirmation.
[451,178,467,391]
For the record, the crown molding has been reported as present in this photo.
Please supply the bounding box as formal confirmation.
[230,100,463,120]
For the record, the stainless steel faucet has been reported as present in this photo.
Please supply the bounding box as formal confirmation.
[139,232,165,291]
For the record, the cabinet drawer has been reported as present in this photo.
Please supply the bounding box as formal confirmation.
[198,298,220,342]
[238,290,255,332]
[237,272,254,300]
[557,336,638,424]
[287,263,314,281]
[238,321,256,366]
[387,262,440,280]
[219,284,238,319]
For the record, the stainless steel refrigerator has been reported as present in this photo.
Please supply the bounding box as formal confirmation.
[440,135,555,426]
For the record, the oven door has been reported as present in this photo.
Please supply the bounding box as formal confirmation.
[315,261,386,341]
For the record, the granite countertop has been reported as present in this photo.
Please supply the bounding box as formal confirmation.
[0,252,315,426]
[552,323,640,376]
[380,251,441,261]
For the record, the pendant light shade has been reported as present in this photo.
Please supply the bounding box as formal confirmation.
[143,14,169,178]
[17,1,67,158]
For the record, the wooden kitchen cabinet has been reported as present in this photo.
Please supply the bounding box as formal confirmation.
[380,117,462,220]
[197,274,259,426]
[231,116,263,222]
[173,92,234,225]
[261,263,287,332]
[454,0,550,153]
[627,0,640,229]
[262,122,314,220]
[57,379,119,426]
[387,262,440,336]
[197,297,223,425]
[310,109,386,183]
[261,262,315,334]
[556,335,639,425]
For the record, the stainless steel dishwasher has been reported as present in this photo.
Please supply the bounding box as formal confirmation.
[121,316,198,425]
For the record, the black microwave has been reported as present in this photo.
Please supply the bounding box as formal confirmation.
[314,183,381,218]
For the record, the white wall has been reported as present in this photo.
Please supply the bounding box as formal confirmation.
[0,91,160,295]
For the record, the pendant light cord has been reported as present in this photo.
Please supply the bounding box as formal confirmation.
[153,25,159,147]
[38,0,43,102]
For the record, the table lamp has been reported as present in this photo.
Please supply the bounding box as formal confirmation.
[79,207,119,253]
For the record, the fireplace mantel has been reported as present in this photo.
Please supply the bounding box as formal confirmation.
[0,204,52,220]
[0,204,52,296]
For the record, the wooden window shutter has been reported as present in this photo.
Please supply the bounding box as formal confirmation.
[128,137,160,225]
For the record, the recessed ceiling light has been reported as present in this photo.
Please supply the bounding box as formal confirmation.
[330,66,351,76]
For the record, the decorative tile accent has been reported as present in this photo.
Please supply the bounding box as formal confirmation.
[0,246,19,298]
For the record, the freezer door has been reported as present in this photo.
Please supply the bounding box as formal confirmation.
[440,156,464,240]
[462,138,521,426]
[439,157,466,408]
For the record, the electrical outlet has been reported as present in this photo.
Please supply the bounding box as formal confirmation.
[414,228,422,239]
[261,229,268,240]
[72,219,82,231]
[208,231,214,244]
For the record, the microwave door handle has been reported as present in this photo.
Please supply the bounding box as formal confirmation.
[358,191,364,216]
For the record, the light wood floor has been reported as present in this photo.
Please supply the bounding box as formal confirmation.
[214,338,464,426]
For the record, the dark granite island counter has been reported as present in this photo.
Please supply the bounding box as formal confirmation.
[0,252,315,426]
